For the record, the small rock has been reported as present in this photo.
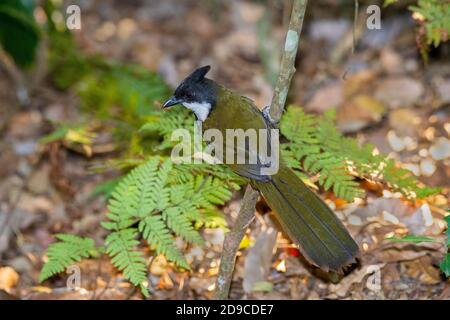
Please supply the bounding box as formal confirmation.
[420,158,436,177]
[116,18,137,40]
[348,215,363,226]
[0,144,18,178]
[382,211,400,225]
[0,267,19,291]
[13,140,37,156]
[429,137,450,160]
[387,130,405,152]
[309,19,351,45]
[17,159,32,177]
[394,283,409,291]
[344,58,370,73]
[418,204,433,227]
[204,228,225,247]
[432,77,450,104]
[131,35,163,70]
[361,17,412,49]
[16,193,53,214]
[305,82,343,112]
[190,246,205,260]
[387,131,417,152]
[337,95,386,133]
[343,70,377,98]
[375,77,424,109]
[402,163,420,176]
[73,214,99,233]
[94,21,116,42]
[9,257,32,273]
[9,111,43,139]
[43,104,67,122]
[380,47,404,74]
[389,108,421,137]
[150,255,168,276]
[404,59,419,73]
[27,165,51,194]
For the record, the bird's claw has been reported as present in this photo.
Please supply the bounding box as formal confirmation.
[262,106,279,126]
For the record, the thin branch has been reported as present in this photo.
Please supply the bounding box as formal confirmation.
[214,0,308,300]
[214,186,259,299]
[269,0,308,121]
[353,0,359,54]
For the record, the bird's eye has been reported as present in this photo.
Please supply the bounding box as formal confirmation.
[185,92,194,100]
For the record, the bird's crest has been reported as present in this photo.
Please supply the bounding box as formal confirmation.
[185,65,211,83]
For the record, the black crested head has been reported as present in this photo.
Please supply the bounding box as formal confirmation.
[183,65,211,83]
[162,66,217,111]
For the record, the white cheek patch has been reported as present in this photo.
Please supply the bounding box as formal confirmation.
[182,102,212,121]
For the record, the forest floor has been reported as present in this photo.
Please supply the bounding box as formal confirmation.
[0,0,449,300]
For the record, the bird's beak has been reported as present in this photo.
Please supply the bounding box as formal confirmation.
[162,96,181,109]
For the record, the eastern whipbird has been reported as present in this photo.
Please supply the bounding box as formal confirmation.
[163,66,359,272]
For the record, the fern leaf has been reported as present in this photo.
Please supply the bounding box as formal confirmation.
[104,174,138,230]
[163,207,204,245]
[139,215,190,269]
[105,228,149,297]
[130,157,161,217]
[40,234,96,282]
[281,106,440,200]
[194,209,229,230]
[281,108,363,200]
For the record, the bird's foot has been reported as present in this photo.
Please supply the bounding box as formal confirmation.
[262,106,279,126]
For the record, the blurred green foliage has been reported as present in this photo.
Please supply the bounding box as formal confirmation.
[39,234,99,283]
[442,215,450,277]
[385,0,450,58]
[410,0,450,47]
[386,213,450,277]
[0,0,39,67]
[386,235,437,243]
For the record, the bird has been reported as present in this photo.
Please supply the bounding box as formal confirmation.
[162,65,359,272]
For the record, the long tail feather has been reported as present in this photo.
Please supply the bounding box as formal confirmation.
[253,166,359,272]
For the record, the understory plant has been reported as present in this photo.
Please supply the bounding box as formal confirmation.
[384,0,450,59]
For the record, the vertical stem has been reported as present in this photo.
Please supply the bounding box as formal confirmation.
[269,0,308,121]
[214,0,308,300]
[214,186,260,299]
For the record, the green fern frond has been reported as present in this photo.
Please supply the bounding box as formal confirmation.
[171,163,244,190]
[281,108,363,200]
[281,106,440,201]
[39,234,96,283]
[167,175,233,231]
[105,228,149,297]
[131,157,168,216]
[383,159,441,198]
[138,215,189,269]
[140,109,196,151]
[102,174,139,231]
[194,209,229,230]
[189,176,234,208]
[440,214,450,277]
[410,0,450,48]
[103,157,237,277]
[102,156,238,279]
[163,207,205,245]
